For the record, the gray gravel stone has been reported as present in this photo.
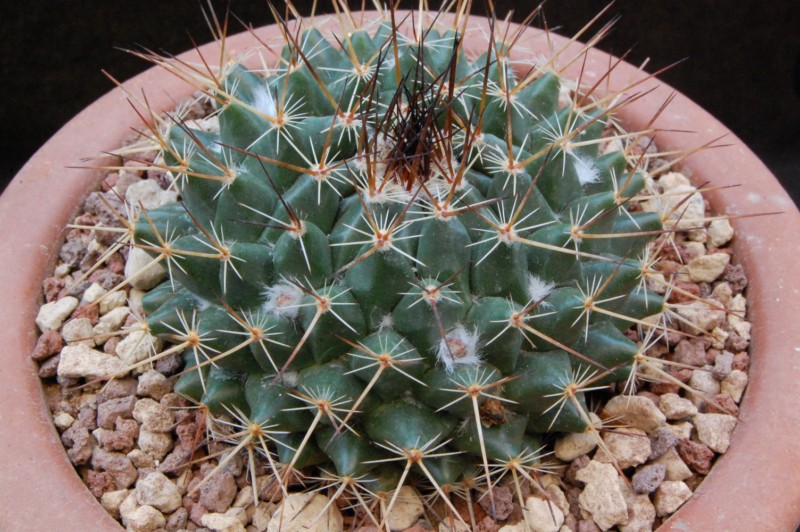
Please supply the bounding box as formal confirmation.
[632,463,666,494]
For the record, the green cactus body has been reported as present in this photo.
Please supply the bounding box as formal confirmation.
[134,9,663,503]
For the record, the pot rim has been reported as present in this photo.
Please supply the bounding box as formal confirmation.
[1,12,798,532]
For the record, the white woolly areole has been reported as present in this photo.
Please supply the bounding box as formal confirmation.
[573,154,600,185]
[528,274,556,304]
[253,85,277,118]
[281,371,299,388]
[436,324,481,373]
[378,314,394,330]
[261,280,303,319]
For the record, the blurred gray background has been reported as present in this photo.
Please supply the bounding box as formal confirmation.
[2,1,798,203]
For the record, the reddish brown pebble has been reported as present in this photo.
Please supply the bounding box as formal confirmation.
[89,269,124,290]
[42,277,66,302]
[61,425,95,466]
[676,439,714,475]
[474,515,501,532]
[31,330,63,361]
[38,354,61,378]
[732,352,750,371]
[98,417,139,453]
[85,470,116,498]
[658,260,683,277]
[72,302,100,325]
[565,455,591,486]
[669,280,701,304]
[726,332,749,352]
[106,253,125,274]
[96,396,136,430]
[672,339,707,367]
[76,405,98,430]
[188,502,209,527]
[103,336,121,354]
[578,519,602,532]
[158,446,192,474]
[478,485,514,521]
[102,172,120,191]
[705,347,722,366]
[650,379,681,396]
[707,394,739,416]
[722,263,747,293]
[198,469,237,513]
[563,513,579,532]
[98,378,138,402]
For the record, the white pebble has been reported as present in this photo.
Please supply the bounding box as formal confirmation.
[100,290,128,314]
[386,486,425,531]
[575,461,628,530]
[654,481,692,516]
[138,429,173,461]
[116,329,159,368]
[554,412,601,461]
[53,411,76,430]
[133,398,174,432]
[125,247,167,290]
[57,344,124,381]
[721,370,748,402]
[651,448,692,481]
[125,179,178,211]
[54,263,71,278]
[675,299,726,333]
[619,481,657,532]
[36,296,79,332]
[603,395,666,433]
[688,369,721,406]
[201,512,246,532]
[659,393,698,420]
[137,370,171,401]
[693,413,737,453]
[663,422,694,441]
[524,496,564,532]
[687,253,729,283]
[267,493,342,532]
[100,489,130,519]
[708,218,734,247]
[135,471,182,513]
[727,294,751,341]
[62,317,96,347]
[595,428,652,469]
[125,505,166,532]
[82,283,107,304]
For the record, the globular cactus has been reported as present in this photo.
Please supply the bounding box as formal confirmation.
[130,2,668,522]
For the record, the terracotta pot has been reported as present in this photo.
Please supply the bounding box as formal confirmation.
[1,13,798,531]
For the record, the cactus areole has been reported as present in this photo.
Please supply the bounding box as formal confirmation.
[134,7,666,505]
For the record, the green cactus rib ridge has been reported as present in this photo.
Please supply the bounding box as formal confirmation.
[129,6,672,509]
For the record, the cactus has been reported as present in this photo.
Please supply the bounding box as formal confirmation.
[123,2,678,525]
